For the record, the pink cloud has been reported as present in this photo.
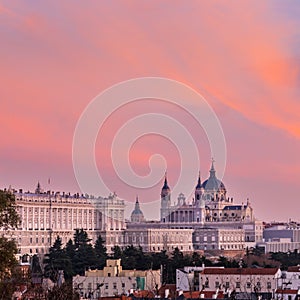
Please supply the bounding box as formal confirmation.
[0,1,299,220]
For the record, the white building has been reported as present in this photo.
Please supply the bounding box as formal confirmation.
[176,266,204,292]
[280,266,300,290]
[124,227,194,253]
[257,224,300,253]
[193,227,245,251]
[73,259,161,299]
[275,288,300,300]
[200,267,281,299]
[8,185,125,256]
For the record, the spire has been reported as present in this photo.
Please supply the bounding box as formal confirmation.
[162,172,170,190]
[131,195,145,223]
[209,158,216,177]
[35,181,42,194]
[135,196,140,209]
[196,171,202,189]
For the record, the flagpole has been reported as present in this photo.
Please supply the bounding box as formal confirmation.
[48,178,52,248]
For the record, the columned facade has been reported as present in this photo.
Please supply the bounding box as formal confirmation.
[6,160,262,257]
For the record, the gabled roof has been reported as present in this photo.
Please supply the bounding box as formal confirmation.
[202,268,279,276]
[275,289,299,295]
[287,266,300,272]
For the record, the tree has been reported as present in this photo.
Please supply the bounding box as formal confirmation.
[0,236,18,280]
[44,236,73,281]
[0,190,20,230]
[65,239,76,262]
[168,247,185,283]
[111,245,122,259]
[0,190,20,282]
[121,245,151,270]
[217,256,239,268]
[72,230,96,275]
[31,255,43,285]
[151,250,169,284]
[0,190,20,299]
[47,282,79,300]
[73,229,91,249]
[0,265,31,300]
[94,235,107,269]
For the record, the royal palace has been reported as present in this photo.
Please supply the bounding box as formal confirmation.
[6,161,263,257]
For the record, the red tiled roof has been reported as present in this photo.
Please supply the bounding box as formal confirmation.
[183,291,224,299]
[276,290,299,295]
[287,266,300,272]
[202,268,279,275]
[158,284,176,298]
[133,290,155,298]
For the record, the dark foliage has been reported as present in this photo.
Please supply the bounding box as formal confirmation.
[0,189,20,292]
[44,236,73,281]
[47,282,79,300]
[270,250,300,270]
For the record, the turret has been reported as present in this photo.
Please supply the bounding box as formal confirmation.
[160,173,171,222]
[195,172,203,204]
[130,196,145,223]
[35,182,42,194]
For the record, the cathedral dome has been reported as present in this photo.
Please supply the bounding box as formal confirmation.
[202,161,226,192]
[130,196,145,223]
[202,178,226,191]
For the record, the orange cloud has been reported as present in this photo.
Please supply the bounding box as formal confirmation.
[1,1,300,221]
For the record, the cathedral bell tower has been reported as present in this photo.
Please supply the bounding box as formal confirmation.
[195,172,203,207]
[160,173,171,222]
[194,172,205,224]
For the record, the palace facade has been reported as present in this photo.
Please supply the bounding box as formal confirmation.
[6,161,263,257]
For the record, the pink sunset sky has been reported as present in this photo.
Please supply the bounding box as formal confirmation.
[1,1,300,222]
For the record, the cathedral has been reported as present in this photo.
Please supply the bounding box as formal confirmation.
[126,160,261,252]
[159,160,254,225]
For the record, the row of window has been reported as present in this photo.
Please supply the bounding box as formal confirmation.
[84,282,129,290]
[195,236,216,242]
[22,235,69,244]
[221,244,244,250]
[207,281,272,289]
[22,208,94,215]
[25,222,93,230]
[151,245,192,251]
[18,198,92,204]
[195,235,243,243]
[19,247,45,254]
